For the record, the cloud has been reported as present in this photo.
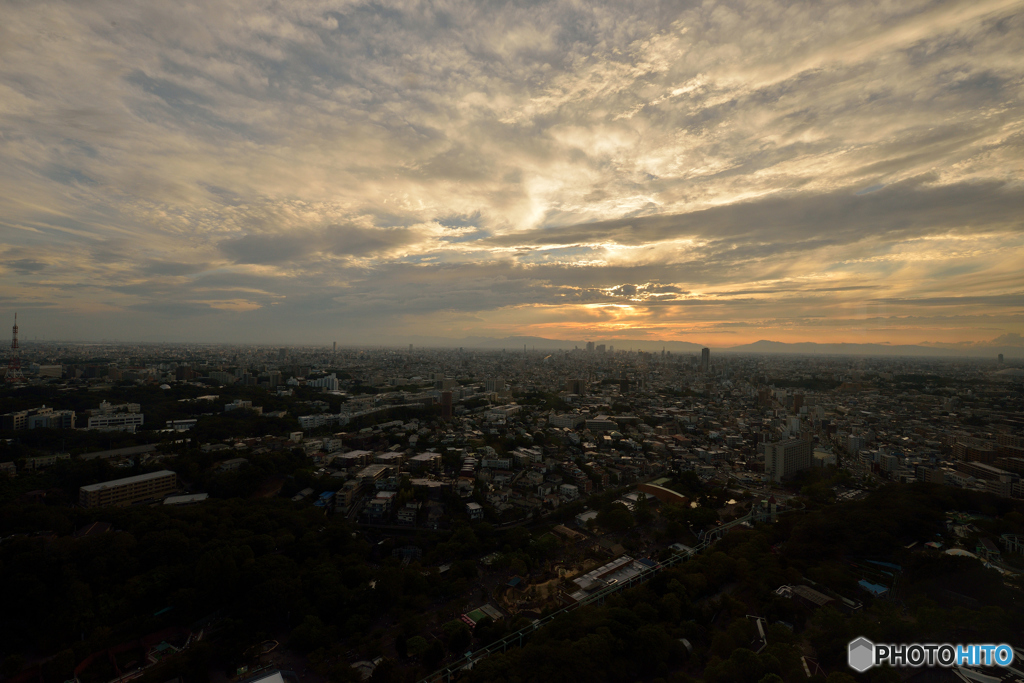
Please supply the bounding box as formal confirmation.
[219,232,316,265]
[0,0,1020,343]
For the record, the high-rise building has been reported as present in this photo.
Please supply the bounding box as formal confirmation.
[484,378,504,393]
[565,378,585,395]
[596,344,606,354]
[586,341,595,352]
[701,347,710,372]
[998,354,1004,364]
[308,373,339,391]
[766,438,812,482]
[441,391,453,421]
[278,348,287,361]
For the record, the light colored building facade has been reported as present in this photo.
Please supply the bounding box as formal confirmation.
[79,470,177,508]
[86,413,145,431]
[766,438,812,482]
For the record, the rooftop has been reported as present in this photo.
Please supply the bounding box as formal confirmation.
[80,469,176,492]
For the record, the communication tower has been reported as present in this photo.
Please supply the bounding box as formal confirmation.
[5,313,25,382]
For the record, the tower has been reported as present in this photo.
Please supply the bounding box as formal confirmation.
[5,313,24,383]
[441,391,453,421]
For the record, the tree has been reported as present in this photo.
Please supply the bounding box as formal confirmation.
[2,655,25,678]
[443,619,472,654]
[369,658,397,683]
[406,636,429,657]
[423,640,445,668]
[597,503,634,532]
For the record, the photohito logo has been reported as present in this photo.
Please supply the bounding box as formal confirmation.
[848,638,1015,671]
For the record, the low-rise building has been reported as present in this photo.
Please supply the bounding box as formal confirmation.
[86,413,145,432]
[79,470,177,508]
[219,457,248,471]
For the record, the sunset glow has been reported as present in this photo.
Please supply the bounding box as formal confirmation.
[1,0,1022,347]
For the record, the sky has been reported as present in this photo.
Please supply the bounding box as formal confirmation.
[1,0,1022,347]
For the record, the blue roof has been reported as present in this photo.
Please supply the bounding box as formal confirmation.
[507,576,522,587]
[858,580,888,596]
[637,558,658,568]
[319,491,335,499]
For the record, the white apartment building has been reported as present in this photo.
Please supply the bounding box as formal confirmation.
[766,438,812,482]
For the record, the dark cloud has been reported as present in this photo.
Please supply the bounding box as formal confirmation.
[490,176,1023,250]
[219,233,316,265]
[323,225,419,257]
[10,260,47,275]
[142,260,210,276]
[125,301,219,317]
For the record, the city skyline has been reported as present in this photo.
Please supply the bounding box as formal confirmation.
[1,0,1022,346]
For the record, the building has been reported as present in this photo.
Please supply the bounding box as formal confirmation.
[366,491,396,521]
[79,470,177,508]
[701,347,710,372]
[2,406,76,430]
[36,364,62,378]
[564,379,586,395]
[441,391,453,421]
[1,410,28,430]
[86,412,145,431]
[308,373,339,391]
[336,480,361,509]
[550,413,584,429]
[219,457,248,471]
[209,371,236,385]
[484,404,521,422]
[585,415,617,432]
[790,585,835,610]
[24,453,70,469]
[766,438,813,482]
[224,399,262,415]
[163,493,209,505]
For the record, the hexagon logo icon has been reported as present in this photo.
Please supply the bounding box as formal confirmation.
[848,637,875,672]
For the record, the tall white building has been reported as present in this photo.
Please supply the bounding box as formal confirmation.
[307,373,339,391]
[766,438,812,482]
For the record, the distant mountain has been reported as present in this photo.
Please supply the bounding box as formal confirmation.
[719,339,1022,358]
[361,334,1022,358]
[919,333,1024,350]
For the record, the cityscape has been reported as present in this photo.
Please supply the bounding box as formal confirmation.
[2,326,1024,683]
[2,0,1023,681]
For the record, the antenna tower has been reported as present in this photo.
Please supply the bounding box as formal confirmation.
[5,313,25,382]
